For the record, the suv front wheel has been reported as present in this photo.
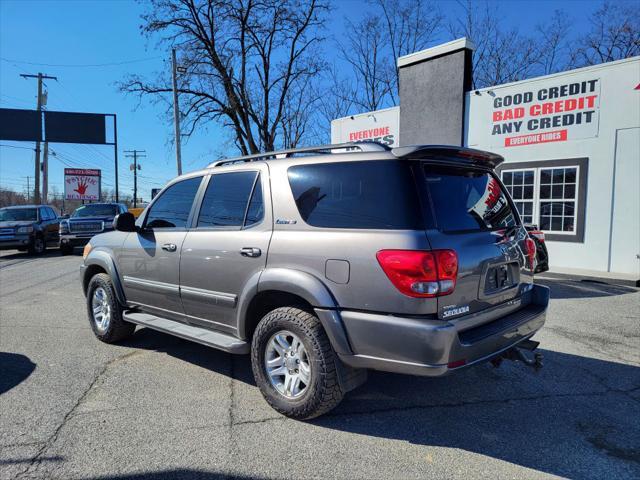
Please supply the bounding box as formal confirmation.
[28,235,45,255]
[86,273,135,343]
[251,307,344,419]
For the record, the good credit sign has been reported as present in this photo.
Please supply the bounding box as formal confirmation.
[490,78,601,147]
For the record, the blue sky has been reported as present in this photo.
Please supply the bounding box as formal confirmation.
[0,0,610,201]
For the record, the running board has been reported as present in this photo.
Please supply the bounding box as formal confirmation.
[123,311,249,354]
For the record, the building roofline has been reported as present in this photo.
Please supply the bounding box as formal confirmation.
[397,38,475,68]
[468,55,640,94]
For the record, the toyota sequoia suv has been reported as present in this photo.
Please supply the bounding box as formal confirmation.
[80,142,549,419]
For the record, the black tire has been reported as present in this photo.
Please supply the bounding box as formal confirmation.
[251,307,344,419]
[60,244,74,256]
[27,235,45,255]
[86,273,135,343]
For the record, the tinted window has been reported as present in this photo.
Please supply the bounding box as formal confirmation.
[72,204,118,218]
[0,208,38,222]
[145,177,202,229]
[287,161,423,229]
[197,172,257,228]
[39,208,49,221]
[423,166,518,232]
[244,176,264,227]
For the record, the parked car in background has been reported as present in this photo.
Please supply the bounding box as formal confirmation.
[59,203,128,255]
[127,207,145,219]
[0,205,60,255]
[80,142,548,419]
[525,225,549,273]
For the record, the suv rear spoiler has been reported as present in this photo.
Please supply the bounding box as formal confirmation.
[392,145,504,168]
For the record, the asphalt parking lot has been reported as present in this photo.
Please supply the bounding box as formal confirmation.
[1,249,639,480]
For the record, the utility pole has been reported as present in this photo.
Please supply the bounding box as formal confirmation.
[20,73,57,204]
[171,48,183,176]
[124,150,146,208]
[24,177,31,202]
[42,142,49,203]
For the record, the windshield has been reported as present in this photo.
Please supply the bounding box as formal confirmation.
[72,204,118,218]
[423,166,518,232]
[0,208,38,222]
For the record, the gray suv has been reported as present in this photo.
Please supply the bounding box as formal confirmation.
[80,142,549,419]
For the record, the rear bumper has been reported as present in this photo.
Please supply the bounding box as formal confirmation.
[337,284,549,377]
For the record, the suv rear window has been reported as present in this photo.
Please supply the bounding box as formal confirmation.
[288,161,423,229]
[422,165,518,232]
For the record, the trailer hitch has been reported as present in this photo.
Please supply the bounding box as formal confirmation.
[490,339,543,371]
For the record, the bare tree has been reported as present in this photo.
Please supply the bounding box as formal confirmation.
[535,10,572,75]
[120,0,329,155]
[571,1,640,67]
[339,15,393,112]
[338,0,442,111]
[450,1,540,89]
[374,0,443,104]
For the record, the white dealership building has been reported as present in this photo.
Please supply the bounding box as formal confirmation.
[332,41,640,279]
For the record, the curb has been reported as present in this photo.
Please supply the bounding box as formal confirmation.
[537,271,639,288]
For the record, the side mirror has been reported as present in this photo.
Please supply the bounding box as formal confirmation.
[113,212,137,232]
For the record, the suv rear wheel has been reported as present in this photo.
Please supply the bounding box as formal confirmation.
[86,273,135,343]
[251,307,344,419]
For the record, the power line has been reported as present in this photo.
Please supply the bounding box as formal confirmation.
[1,56,163,68]
[0,144,35,150]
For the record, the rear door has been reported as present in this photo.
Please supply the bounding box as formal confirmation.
[179,167,271,332]
[416,163,533,319]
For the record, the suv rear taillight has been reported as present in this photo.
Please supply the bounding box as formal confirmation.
[376,250,458,298]
[525,238,537,270]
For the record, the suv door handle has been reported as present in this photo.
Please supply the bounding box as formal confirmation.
[162,243,177,252]
[240,247,261,258]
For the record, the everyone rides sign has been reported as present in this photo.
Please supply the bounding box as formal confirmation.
[64,168,101,200]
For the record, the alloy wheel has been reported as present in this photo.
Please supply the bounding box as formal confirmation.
[264,330,311,398]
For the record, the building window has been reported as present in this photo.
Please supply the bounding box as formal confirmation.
[501,170,534,224]
[539,167,577,233]
[501,166,579,234]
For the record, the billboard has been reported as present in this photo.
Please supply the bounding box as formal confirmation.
[472,77,601,148]
[331,106,400,147]
[0,109,42,142]
[0,109,112,144]
[45,111,107,144]
[64,169,101,201]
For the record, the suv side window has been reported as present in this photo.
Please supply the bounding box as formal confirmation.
[244,175,263,227]
[39,207,49,221]
[287,161,423,229]
[197,172,259,228]
[145,177,202,229]
[48,207,57,219]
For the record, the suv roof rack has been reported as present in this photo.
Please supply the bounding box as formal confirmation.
[208,141,390,168]
[392,145,504,168]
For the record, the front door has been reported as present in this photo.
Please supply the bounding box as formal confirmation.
[180,168,271,332]
[117,176,203,320]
